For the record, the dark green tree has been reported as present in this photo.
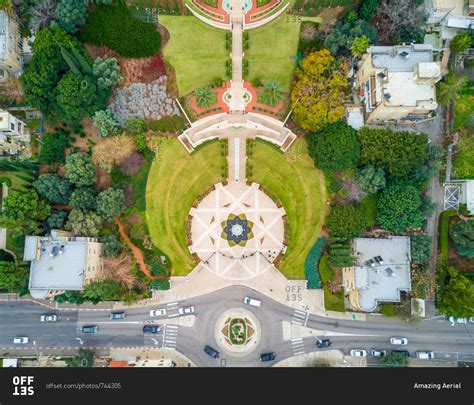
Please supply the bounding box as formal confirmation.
[65,208,102,237]
[380,351,409,367]
[307,121,360,172]
[359,0,378,21]
[81,279,121,303]
[437,70,469,106]
[1,189,51,235]
[326,204,367,239]
[377,184,424,233]
[96,188,126,222]
[410,234,432,264]
[55,72,102,123]
[356,165,386,194]
[56,0,88,34]
[449,220,474,257]
[70,187,97,211]
[450,33,472,53]
[33,173,72,204]
[65,349,95,367]
[438,268,474,317]
[0,261,28,292]
[101,234,122,257]
[324,18,378,56]
[38,129,72,164]
[65,153,97,187]
[357,127,427,177]
[46,210,68,231]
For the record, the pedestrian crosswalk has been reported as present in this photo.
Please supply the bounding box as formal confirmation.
[292,309,309,326]
[291,337,305,356]
[163,324,178,351]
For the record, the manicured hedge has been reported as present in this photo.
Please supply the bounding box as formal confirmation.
[439,210,457,264]
[81,3,161,58]
[304,236,326,289]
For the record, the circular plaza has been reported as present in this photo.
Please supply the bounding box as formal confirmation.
[188,181,286,280]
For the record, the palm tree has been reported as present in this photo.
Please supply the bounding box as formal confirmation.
[194,86,215,109]
[259,80,284,107]
[437,70,469,106]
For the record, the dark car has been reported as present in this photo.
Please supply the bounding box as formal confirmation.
[204,345,220,359]
[392,350,410,357]
[81,325,98,333]
[110,311,125,320]
[143,325,161,334]
[316,339,331,348]
[260,352,276,362]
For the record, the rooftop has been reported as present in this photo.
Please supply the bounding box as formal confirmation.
[24,233,95,299]
[369,44,434,72]
[353,237,412,312]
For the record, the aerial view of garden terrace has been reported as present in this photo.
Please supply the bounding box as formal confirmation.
[1,0,473,373]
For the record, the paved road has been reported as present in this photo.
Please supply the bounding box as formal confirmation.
[1,286,473,366]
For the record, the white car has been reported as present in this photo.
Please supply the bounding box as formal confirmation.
[149,309,167,317]
[178,306,195,315]
[243,297,261,307]
[13,337,29,344]
[469,317,474,323]
[350,349,367,357]
[417,351,434,359]
[40,314,58,322]
[371,349,387,357]
[390,337,408,345]
[449,316,467,325]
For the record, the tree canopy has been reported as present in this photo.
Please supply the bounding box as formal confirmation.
[96,188,126,222]
[438,268,474,318]
[1,189,51,235]
[70,187,97,211]
[450,33,472,53]
[65,348,95,367]
[356,165,386,194]
[291,50,348,132]
[449,220,474,257]
[377,184,424,233]
[410,233,432,264]
[0,261,28,292]
[306,121,360,172]
[324,18,377,56]
[357,127,427,177]
[436,70,469,106]
[380,351,409,367]
[33,173,72,205]
[65,208,102,237]
[65,153,97,187]
[38,129,72,164]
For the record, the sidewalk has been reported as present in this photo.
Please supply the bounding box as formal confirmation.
[274,350,366,367]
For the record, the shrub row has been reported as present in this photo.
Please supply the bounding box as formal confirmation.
[305,236,326,289]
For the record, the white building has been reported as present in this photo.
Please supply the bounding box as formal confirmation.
[24,230,104,300]
[427,0,474,39]
[343,237,412,312]
[0,109,30,156]
[355,44,442,124]
[0,10,23,84]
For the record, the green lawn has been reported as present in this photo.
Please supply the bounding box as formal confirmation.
[248,138,326,279]
[452,132,474,179]
[318,254,345,312]
[454,93,474,131]
[146,138,225,275]
[246,13,301,92]
[160,16,228,95]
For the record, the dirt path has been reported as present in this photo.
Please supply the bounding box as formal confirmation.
[115,219,170,280]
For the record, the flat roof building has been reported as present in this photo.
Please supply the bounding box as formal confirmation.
[24,230,103,299]
[343,237,412,312]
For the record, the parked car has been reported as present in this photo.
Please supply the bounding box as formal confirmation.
[390,337,408,345]
[13,337,29,344]
[350,349,367,357]
[260,352,276,362]
[143,325,161,334]
[149,309,167,317]
[316,339,331,348]
[416,351,434,359]
[40,314,58,322]
[448,316,468,325]
[469,317,474,323]
[371,349,387,357]
[243,297,261,307]
[204,345,220,359]
[81,325,98,333]
[392,350,410,357]
[110,312,125,320]
[178,306,194,315]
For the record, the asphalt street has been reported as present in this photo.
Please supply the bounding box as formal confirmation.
[1,286,473,367]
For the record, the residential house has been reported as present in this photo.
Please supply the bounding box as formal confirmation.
[0,10,23,84]
[342,237,412,312]
[23,230,104,299]
[0,109,30,156]
[355,44,442,124]
[427,0,474,39]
